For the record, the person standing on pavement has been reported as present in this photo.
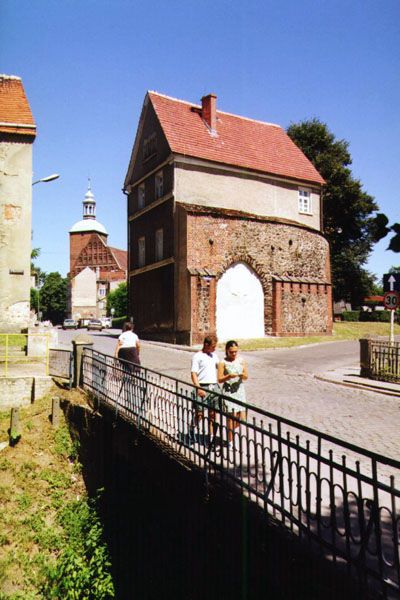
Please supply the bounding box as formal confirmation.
[190,334,220,437]
[218,340,248,445]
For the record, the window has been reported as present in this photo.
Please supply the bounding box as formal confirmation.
[155,228,163,262]
[138,236,145,267]
[298,188,312,214]
[143,133,157,160]
[155,171,163,199]
[98,287,106,297]
[138,183,145,209]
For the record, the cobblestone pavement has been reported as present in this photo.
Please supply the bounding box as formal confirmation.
[59,331,400,465]
[137,343,400,464]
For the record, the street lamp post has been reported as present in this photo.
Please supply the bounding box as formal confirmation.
[32,173,60,322]
[32,173,60,186]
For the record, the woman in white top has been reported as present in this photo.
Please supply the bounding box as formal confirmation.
[218,340,248,444]
[114,321,140,367]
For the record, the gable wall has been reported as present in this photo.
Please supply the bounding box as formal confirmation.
[129,103,171,185]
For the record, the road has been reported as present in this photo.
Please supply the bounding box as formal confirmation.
[58,329,400,461]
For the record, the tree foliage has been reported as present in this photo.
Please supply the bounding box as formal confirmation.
[287,119,385,305]
[106,281,127,318]
[39,272,68,323]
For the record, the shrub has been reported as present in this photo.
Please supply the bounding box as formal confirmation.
[341,310,360,322]
[359,310,391,323]
[111,316,126,329]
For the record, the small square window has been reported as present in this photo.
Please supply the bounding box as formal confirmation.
[138,184,145,209]
[298,188,312,214]
[155,228,163,262]
[155,171,163,199]
[138,236,145,267]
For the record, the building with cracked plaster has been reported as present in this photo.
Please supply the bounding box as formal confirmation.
[0,75,36,332]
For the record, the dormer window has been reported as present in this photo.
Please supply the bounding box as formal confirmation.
[138,183,145,209]
[298,188,312,214]
[143,133,157,161]
[155,171,164,199]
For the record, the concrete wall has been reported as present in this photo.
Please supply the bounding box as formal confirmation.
[175,163,321,231]
[0,376,53,410]
[0,140,33,332]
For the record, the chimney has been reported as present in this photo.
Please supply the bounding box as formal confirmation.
[201,93,217,134]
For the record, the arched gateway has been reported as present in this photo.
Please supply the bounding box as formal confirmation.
[216,262,264,341]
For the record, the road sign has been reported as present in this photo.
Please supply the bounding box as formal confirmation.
[384,291,399,310]
[383,273,400,292]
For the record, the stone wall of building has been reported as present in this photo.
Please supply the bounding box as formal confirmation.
[184,208,331,340]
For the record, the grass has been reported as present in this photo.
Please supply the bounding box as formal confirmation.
[230,321,400,351]
[0,392,114,598]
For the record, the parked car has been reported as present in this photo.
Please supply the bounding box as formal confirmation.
[100,317,112,328]
[78,318,91,328]
[87,319,103,331]
[62,319,78,330]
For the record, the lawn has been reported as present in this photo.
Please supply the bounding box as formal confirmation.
[230,321,400,351]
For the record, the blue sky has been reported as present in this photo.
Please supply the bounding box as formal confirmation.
[2,0,399,281]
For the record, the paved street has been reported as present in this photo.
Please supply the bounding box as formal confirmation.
[59,329,400,462]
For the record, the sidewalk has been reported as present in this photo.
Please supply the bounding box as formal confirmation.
[315,366,400,398]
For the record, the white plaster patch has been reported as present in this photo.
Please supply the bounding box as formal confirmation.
[216,262,264,340]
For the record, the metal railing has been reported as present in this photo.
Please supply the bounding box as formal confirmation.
[48,348,73,387]
[0,333,50,377]
[370,340,400,382]
[82,348,400,599]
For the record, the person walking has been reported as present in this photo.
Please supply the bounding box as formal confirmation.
[190,334,220,440]
[218,340,248,445]
[114,321,141,367]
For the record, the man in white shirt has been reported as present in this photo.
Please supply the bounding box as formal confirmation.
[190,335,220,438]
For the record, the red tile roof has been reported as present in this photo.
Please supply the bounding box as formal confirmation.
[0,75,36,137]
[148,92,324,185]
[109,247,128,271]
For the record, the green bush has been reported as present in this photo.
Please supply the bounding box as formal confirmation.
[42,494,114,599]
[341,310,360,322]
[359,310,391,322]
[111,316,126,329]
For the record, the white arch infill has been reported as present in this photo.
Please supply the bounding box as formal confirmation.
[216,262,264,341]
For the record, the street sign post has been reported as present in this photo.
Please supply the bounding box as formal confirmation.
[383,291,399,344]
[384,291,399,310]
[383,273,400,293]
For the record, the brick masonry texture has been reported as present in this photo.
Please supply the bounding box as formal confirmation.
[186,212,332,338]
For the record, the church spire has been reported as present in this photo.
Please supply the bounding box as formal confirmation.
[83,178,96,220]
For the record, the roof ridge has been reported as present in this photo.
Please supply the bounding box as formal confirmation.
[0,74,22,81]
[148,90,281,129]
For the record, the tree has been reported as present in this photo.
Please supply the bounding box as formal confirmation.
[287,119,385,306]
[39,272,68,324]
[106,281,127,317]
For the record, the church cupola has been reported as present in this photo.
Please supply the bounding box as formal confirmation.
[83,181,96,220]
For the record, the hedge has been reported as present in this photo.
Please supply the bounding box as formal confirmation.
[359,311,392,323]
[341,311,360,322]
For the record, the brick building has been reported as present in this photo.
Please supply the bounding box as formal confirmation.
[0,75,36,332]
[124,92,332,344]
[68,185,127,320]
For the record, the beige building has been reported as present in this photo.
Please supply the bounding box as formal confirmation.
[0,75,36,332]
